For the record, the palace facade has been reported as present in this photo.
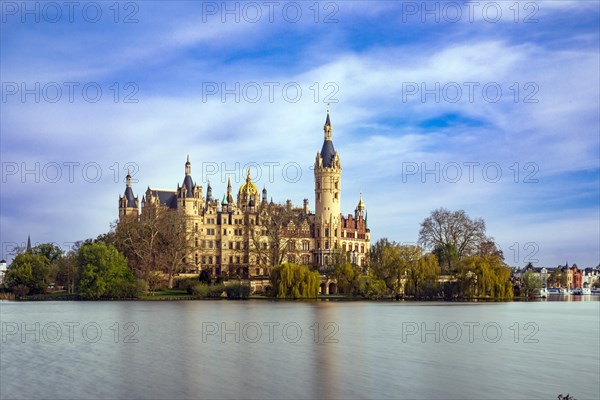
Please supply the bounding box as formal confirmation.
[118,112,370,278]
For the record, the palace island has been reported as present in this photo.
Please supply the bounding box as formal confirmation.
[117,111,370,294]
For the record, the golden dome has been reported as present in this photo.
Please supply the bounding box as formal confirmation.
[238,168,259,199]
[356,192,365,211]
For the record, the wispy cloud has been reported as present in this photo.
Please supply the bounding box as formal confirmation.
[1,0,598,266]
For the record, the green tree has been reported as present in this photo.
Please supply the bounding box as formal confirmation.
[331,262,360,295]
[405,253,441,298]
[30,243,63,263]
[270,263,320,299]
[521,270,542,297]
[355,272,388,299]
[369,239,403,295]
[4,253,51,296]
[433,243,459,274]
[76,242,138,299]
[458,255,513,299]
[547,268,567,288]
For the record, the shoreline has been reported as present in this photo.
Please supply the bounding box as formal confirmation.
[3,294,565,302]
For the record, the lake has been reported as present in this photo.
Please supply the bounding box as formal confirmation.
[1,299,598,399]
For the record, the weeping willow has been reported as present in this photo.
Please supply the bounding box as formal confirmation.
[459,255,513,299]
[270,263,320,299]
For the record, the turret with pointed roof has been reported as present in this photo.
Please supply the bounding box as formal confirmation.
[119,171,139,220]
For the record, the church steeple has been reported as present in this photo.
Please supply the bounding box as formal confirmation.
[26,235,32,252]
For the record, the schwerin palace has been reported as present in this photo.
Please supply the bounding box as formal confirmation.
[117,112,370,283]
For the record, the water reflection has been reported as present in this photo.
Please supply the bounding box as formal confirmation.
[1,300,598,399]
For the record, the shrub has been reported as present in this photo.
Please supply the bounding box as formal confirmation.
[135,279,149,297]
[190,282,211,299]
[208,283,226,298]
[177,277,199,293]
[199,269,212,284]
[225,282,251,299]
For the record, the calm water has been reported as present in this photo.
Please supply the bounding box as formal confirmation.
[1,299,599,400]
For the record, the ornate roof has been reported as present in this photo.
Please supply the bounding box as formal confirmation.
[238,168,259,199]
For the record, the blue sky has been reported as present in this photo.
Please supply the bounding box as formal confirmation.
[1,0,599,267]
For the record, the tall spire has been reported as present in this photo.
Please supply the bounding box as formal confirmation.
[185,155,191,176]
[324,106,332,141]
[26,235,32,252]
[206,180,213,202]
[319,107,337,168]
[126,168,132,187]
[227,177,234,204]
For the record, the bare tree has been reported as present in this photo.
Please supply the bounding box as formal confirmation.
[249,202,304,272]
[155,208,194,288]
[419,208,489,270]
[112,214,161,281]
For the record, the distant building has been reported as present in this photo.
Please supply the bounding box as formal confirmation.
[0,260,7,284]
[582,268,600,288]
[522,264,549,288]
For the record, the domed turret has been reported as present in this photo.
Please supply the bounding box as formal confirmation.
[238,168,259,208]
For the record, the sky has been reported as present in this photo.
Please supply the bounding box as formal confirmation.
[1,0,598,267]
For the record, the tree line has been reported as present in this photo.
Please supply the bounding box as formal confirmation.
[1,207,515,300]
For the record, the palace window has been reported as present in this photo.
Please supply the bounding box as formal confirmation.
[302,241,309,251]
[208,256,213,264]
